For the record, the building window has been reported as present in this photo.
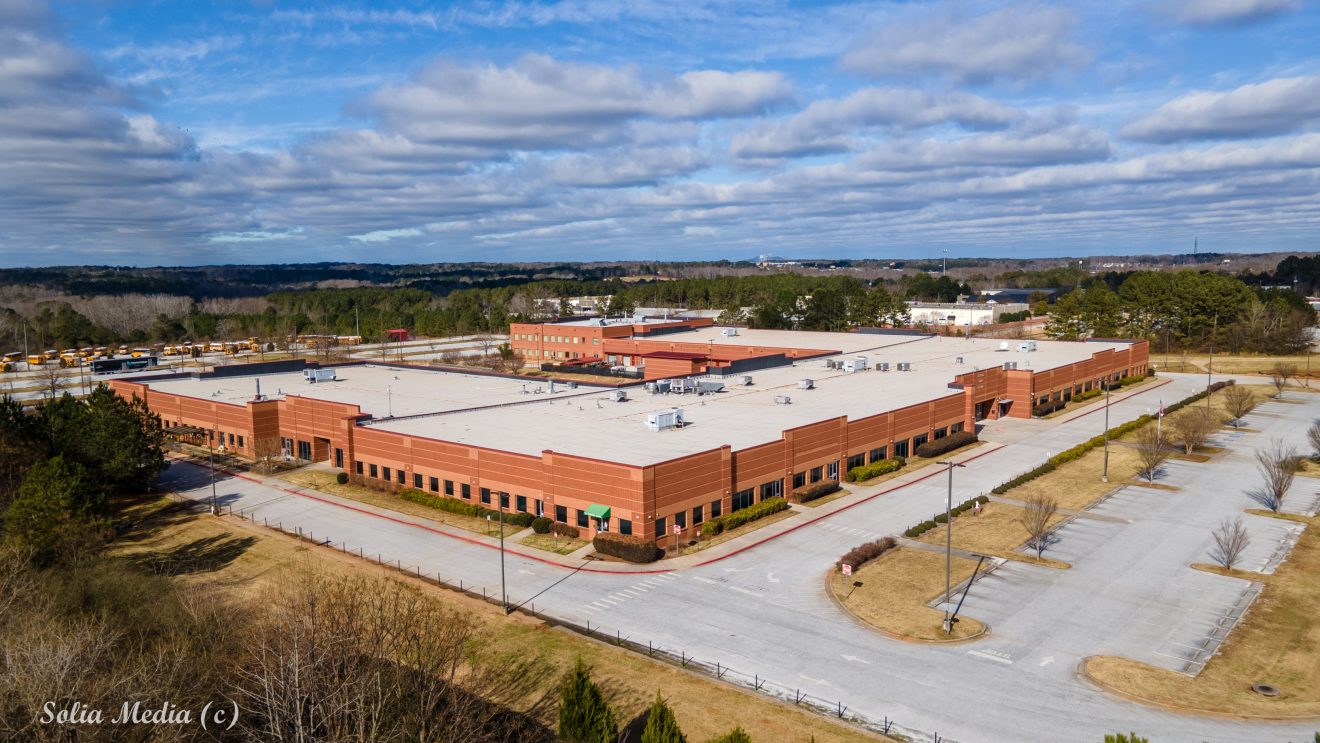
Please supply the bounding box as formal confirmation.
[576,509,588,528]
[792,471,806,488]
[894,440,910,458]
[397,470,404,484]
[847,453,865,470]
[913,434,928,449]
[933,427,947,440]
[711,499,722,518]
[499,492,509,509]
[810,466,823,483]
[228,433,235,446]
[732,488,754,511]
[382,466,391,481]
[760,480,782,501]
[535,499,544,516]
[429,476,439,492]
[516,495,527,512]
[480,488,491,504]
[444,480,454,495]
[333,447,341,467]
[870,446,887,463]
[619,519,632,535]
[951,422,964,434]
[238,435,245,448]
[693,505,703,525]
[654,516,667,538]
[356,461,364,475]
[414,473,423,489]
[369,464,378,478]
[674,510,687,529]
[461,483,471,499]
[826,462,838,481]
[555,504,567,523]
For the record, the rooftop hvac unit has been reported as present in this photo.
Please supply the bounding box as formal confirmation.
[303,368,336,383]
[655,379,672,394]
[896,362,911,372]
[721,327,740,336]
[877,362,890,372]
[854,355,869,369]
[612,389,628,402]
[646,410,679,431]
[697,381,725,394]
[645,382,658,394]
[1017,340,1038,352]
[671,379,689,394]
[998,341,1010,351]
[955,356,964,365]
[740,375,753,386]
[798,378,814,390]
[1003,361,1019,370]
[567,381,578,389]
[774,395,792,405]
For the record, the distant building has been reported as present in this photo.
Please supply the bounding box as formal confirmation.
[906,302,1029,327]
[977,287,1065,304]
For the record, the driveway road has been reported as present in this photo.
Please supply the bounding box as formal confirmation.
[154,374,1320,742]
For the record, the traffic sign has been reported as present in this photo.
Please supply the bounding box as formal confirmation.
[841,563,852,576]
[673,524,681,535]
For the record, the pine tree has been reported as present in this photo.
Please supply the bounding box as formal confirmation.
[1103,733,1147,743]
[640,692,686,743]
[558,660,617,743]
[708,727,752,743]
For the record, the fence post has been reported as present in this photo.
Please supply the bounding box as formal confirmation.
[680,651,688,668]
[836,701,847,719]
[795,689,804,705]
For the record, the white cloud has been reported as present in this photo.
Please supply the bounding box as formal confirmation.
[1165,0,1300,26]
[731,88,1022,160]
[347,227,423,242]
[209,229,306,243]
[367,54,792,150]
[841,5,1088,84]
[1122,75,1320,142]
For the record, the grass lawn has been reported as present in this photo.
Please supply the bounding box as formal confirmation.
[113,498,887,743]
[832,547,986,642]
[913,501,1071,568]
[281,469,505,538]
[1083,513,1320,718]
[519,532,590,555]
[671,508,797,557]
[1153,353,1317,379]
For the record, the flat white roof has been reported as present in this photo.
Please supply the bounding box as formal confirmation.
[141,334,1135,466]
[370,335,1133,465]
[637,326,911,354]
[549,316,686,327]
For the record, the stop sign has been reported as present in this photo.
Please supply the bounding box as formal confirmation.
[842,564,853,576]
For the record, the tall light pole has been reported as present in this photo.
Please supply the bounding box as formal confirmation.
[1206,313,1217,414]
[1101,380,1111,483]
[488,502,508,614]
[937,459,966,634]
[942,248,948,276]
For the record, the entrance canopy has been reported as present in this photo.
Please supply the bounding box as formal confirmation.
[584,503,611,520]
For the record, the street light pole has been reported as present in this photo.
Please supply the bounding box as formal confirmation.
[1206,314,1217,414]
[208,430,218,515]
[489,506,508,613]
[937,459,966,634]
[1101,381,1111,483]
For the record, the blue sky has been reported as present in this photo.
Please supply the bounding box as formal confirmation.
[2,0,1319,267]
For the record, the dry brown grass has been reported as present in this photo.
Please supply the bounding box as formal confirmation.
[281,469,505,537]
[672,508,797,557]
[518,532,589,555]
[1084,512,1320,718]
[116,499,889,743]
[1154,353,1318,379]
[914,500,1071,568]
[832,548,986,642]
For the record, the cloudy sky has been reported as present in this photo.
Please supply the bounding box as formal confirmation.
[2,0,1318,267]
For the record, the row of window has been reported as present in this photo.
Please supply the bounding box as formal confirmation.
[1037,368,1140,406]
[166,420,245,450]
[512,333,600,345]
[654,498,723,538]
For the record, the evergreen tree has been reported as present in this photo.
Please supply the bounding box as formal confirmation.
[1044,289,1085,340]
[1102,733,1147,743]
[3,455,107,564]
[558,660,617,743]
[640,692,686,743]
[707,727,752,743]
[40,385,165,495]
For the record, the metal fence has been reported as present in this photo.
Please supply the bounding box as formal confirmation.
[170,491,951,743]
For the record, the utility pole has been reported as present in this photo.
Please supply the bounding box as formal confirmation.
[489,507,508,613]
[354,306,360,339]
[1206,313,1217,414]
[938,459,966,634]
[942,248,948,276]
[208,425,219,515]
[1101,380,1111,482]
[22,322,28,360]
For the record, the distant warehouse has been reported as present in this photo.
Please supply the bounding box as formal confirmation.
[111,321,1148,547]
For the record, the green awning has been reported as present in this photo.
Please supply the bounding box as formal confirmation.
[584,504,611,520]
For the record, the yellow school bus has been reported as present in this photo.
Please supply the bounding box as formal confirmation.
[2,352,20,363]
[130,348,151,358]
[27,355,46,366]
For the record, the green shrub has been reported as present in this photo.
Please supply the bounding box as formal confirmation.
[559,660,617,743]
[837,536,897,571]
[847,457,905,482]
[640,693,686,743]
[592,532,659,563]
[790,480,839,503]
[904,520,937,538]
[1033,400,1066,417]
[551,522,581,539]
[933,512,949,524]
[531,516,553,534]
[1103,734,1147,743]
[701,497,788,536]
[335,471,349,485]
[396,488,533,526]
[914,431,978,458]
[708,727,752,743]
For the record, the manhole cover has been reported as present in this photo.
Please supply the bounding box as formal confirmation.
[1251,683,1280,697]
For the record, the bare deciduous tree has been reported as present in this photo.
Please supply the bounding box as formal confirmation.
[38,363,69,399]
[1209,517,1251,570]
[1134,426,1171,483]
[1309,419,1320,462]
[1269,362,1296,397]
[1248,439,1300,512]
[1170,407,1216,455]
[1020,494,1059,559]
[1221,385,1256,428]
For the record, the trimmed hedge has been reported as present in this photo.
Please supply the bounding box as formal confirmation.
[1033,400,1066,417]
[397,488,534,527]
[336,471,349,485]
[903,495,989,537]
[847,457,905,482]
[837,536,897,571]
[593,532,660,563]
[550,522,581,539]
[914,431,978,458]
[990,381,1235,495]
[531,516,552,534]
[790,480,840,503]
[700,497,789,537]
